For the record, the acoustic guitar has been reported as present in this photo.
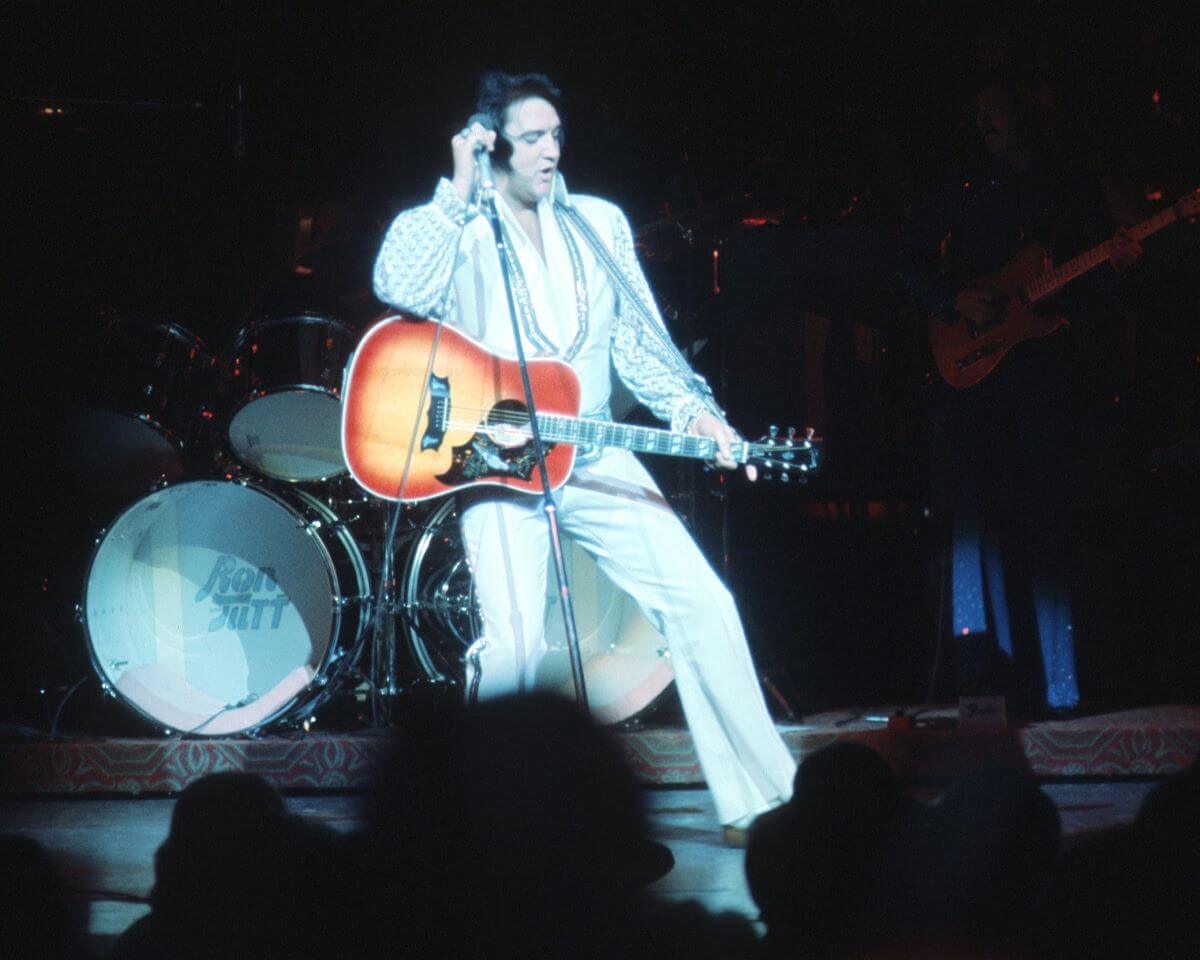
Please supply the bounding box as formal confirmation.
[341,317,819,502]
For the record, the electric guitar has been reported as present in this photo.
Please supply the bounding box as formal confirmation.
[931,190,1200,388]
[341,317,820,502]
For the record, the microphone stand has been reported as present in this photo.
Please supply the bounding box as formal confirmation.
[474,152,589,710]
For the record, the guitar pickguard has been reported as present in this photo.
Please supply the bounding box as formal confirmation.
[436,433,551,485]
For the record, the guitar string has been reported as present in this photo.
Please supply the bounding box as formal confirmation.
[437,409,802,450]
[440,410,752,441]
[443,416,724,442]
[411,395,807,457]
[437,403,802,444]
[437,417,798,460]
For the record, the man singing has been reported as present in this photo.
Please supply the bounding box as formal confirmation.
[372,71,794,841]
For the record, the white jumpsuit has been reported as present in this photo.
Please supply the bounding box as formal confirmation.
[373,176,795,825]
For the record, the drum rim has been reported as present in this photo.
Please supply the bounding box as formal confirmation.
[231,313,355,349]
[401,497,675,725]
[80,478,368,736]
[102,316,215,361]
[401,497,472,684]
[228,383,344,406]
[71,408,188,455]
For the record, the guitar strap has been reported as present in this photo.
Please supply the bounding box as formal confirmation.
[555,202,702,389]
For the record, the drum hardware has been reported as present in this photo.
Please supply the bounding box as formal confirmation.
[303,515,359,533]
[36,676,92,740]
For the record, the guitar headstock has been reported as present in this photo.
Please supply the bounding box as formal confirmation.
[747,426,822,483]
[1173,189,1200,221]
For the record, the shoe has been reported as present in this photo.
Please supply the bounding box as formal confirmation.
[722,825,749,847]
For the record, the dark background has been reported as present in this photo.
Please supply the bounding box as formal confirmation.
[4,1,1198,731]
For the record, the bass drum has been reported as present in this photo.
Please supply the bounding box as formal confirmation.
[226,314,357,482]
[83,480,369,735]
[402,498,675,725]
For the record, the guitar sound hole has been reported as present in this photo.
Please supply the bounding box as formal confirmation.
[486,399,531,449]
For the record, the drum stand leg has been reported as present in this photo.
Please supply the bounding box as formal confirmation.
[369,501,405,727]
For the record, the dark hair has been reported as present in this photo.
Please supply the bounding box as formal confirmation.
[974,67,1056,153]
[475,71,564,169]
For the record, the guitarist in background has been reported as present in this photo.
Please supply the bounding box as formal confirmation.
[372,72,796,842]
[903,72,1142,713]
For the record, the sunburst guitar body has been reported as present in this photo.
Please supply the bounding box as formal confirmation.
[341,316,820,503]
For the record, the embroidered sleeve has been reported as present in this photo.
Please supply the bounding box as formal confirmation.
[609,211,723,432]
[372,179,479,316]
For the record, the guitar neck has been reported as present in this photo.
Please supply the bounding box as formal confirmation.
[1023,206,1178,304]
[536,413,746,463]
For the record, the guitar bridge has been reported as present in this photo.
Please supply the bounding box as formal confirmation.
[421,374,450,451]
[955,340,1005,370]
[437,434,542,484]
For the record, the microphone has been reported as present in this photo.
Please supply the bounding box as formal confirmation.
[466,112,496,193]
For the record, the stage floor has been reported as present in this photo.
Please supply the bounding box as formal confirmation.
[0,781,1161,953]
[3,704,1197,795]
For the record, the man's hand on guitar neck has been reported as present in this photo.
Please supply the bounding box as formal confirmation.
[1108,227,1142,273]
[953,225,1141,326]
[690,413,758,482]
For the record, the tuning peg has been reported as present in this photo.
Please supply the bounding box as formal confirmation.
[786,426,796,443]
[768,425,779,440]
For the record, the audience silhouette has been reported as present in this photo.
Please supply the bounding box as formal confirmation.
[5,701,1198,959]
[107,771,353,960]
[745,741,914,958]
[0,833,89,960]
[747,742,1196,960]
[362,691,753,960]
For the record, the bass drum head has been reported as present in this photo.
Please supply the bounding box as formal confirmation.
[403,499,675,725]
[84,480,358,735]
[228,390,345,482]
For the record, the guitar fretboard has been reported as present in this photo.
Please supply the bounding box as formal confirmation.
[536,413,740,462]
[1023,206,1178,304]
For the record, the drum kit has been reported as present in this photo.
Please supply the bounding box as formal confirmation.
[70,309,675,737]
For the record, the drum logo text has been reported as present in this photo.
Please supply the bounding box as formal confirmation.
[195,556,291,632]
